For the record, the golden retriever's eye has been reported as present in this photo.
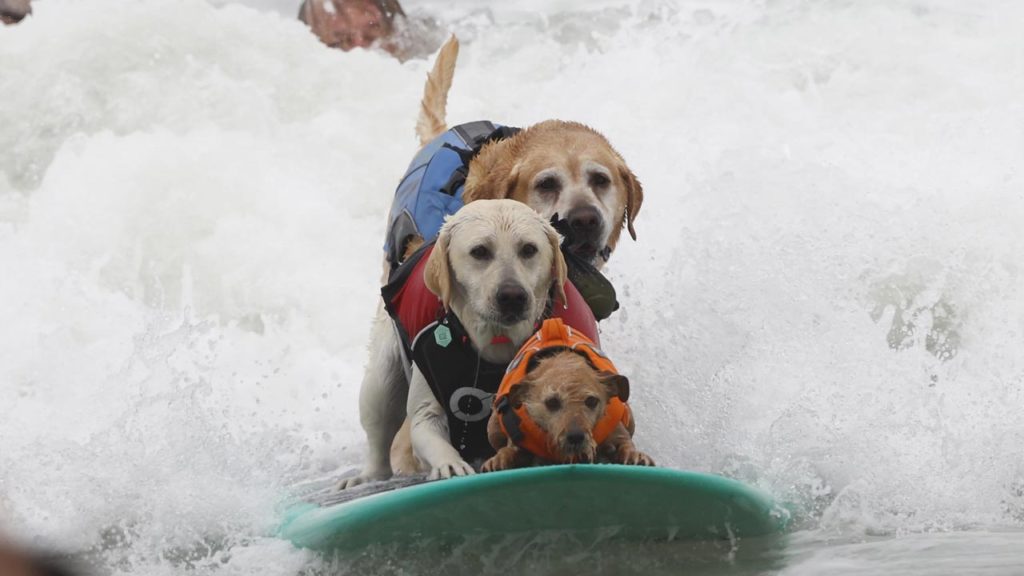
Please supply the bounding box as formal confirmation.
[544,396,562,411]
[589,172,611,189]
[536,176,562,194]
[469,245,492,261]
[584,396,599,409]
[520,243,538,259]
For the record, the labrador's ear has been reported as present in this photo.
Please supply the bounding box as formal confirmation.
[546,224,568,306]
[618,164,644,240]
[599,372,630,402]
[423,227,453,310]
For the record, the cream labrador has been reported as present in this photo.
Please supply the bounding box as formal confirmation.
[342,200,566,487]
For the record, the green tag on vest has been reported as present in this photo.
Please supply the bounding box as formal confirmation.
[434,324,452,348]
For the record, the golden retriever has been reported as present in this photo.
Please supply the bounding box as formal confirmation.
[409,36,644,269]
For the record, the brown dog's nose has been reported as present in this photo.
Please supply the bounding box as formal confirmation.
[565,429,586,447]
[567,205,603,235]
[496,282,528,318]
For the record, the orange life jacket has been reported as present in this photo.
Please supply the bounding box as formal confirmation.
[494,318,632,462]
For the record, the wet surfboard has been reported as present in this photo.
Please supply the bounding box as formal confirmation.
[278,465,789,552]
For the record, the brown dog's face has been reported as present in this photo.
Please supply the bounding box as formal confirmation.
[508,349,629,462]
[464,121,643,269]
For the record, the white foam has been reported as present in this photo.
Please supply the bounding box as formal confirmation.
[2,0,1023,572]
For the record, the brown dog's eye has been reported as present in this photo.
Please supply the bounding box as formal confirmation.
[544,397,562,411]
[589,172,611,189]
[536,176,561,194]
[469,245,492,260]
[584,396,599,409]
[520,243,538,259]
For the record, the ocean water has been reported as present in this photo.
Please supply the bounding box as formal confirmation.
[1,0,1023,574]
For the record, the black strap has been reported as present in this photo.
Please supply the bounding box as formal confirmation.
[438,124,523,196]
[496,396,526,445]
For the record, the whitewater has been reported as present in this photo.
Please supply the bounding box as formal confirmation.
[1,0,1023,574]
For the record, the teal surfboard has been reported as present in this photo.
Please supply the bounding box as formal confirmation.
[279,465,788,552]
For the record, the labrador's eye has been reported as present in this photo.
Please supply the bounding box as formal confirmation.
[584,396,599,409]
[589,172,611,189]
[520,243,538,259]
[544,396,562,411]
[470,245,492,260]
[536,176,561,194]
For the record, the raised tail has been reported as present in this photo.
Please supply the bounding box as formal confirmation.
[416,35,459,147]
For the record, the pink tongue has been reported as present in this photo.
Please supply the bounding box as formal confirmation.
[490,335,512,345]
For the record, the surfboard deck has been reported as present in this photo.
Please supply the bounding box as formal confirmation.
[278,465,788,552]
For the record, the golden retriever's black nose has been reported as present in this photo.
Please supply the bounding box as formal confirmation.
[567,205,603,236]
[496,283,528,317]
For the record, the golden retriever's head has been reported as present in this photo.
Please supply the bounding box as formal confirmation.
[507,349,630,462]
[424,200,568,361]
[463,121,643,269]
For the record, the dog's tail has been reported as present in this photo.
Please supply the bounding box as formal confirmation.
[416,35,459,147]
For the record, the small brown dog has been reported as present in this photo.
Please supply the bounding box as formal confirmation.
[482,319,654,471]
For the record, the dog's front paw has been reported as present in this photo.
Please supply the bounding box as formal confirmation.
[337,466,392,490]
[481,449,518,473]
[618,449,656,467]
[428,459,475,480]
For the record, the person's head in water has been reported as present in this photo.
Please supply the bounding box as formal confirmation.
[0,0,31,25]
[298,0,405,53]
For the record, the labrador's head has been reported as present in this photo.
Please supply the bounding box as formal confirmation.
[424,200,568,353]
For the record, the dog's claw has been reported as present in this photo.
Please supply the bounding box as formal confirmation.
[634,452,655,467]
[429,460,475,481]
[617,449,655,467]
[337,467,393,490]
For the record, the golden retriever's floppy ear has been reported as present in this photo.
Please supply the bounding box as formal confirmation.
[599,372,630,402]
[424,229,453,310]
[463,161,521,203]
[545,224,568,306]
[618,165,644,240]
[502,162,522,199]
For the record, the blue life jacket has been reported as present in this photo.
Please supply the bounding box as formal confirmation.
[383,120,520,267]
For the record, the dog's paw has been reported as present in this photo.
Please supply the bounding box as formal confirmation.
[619,449,656,467]
[428,459,475,480]
[481,450,516,473]
[337,467,392,490]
